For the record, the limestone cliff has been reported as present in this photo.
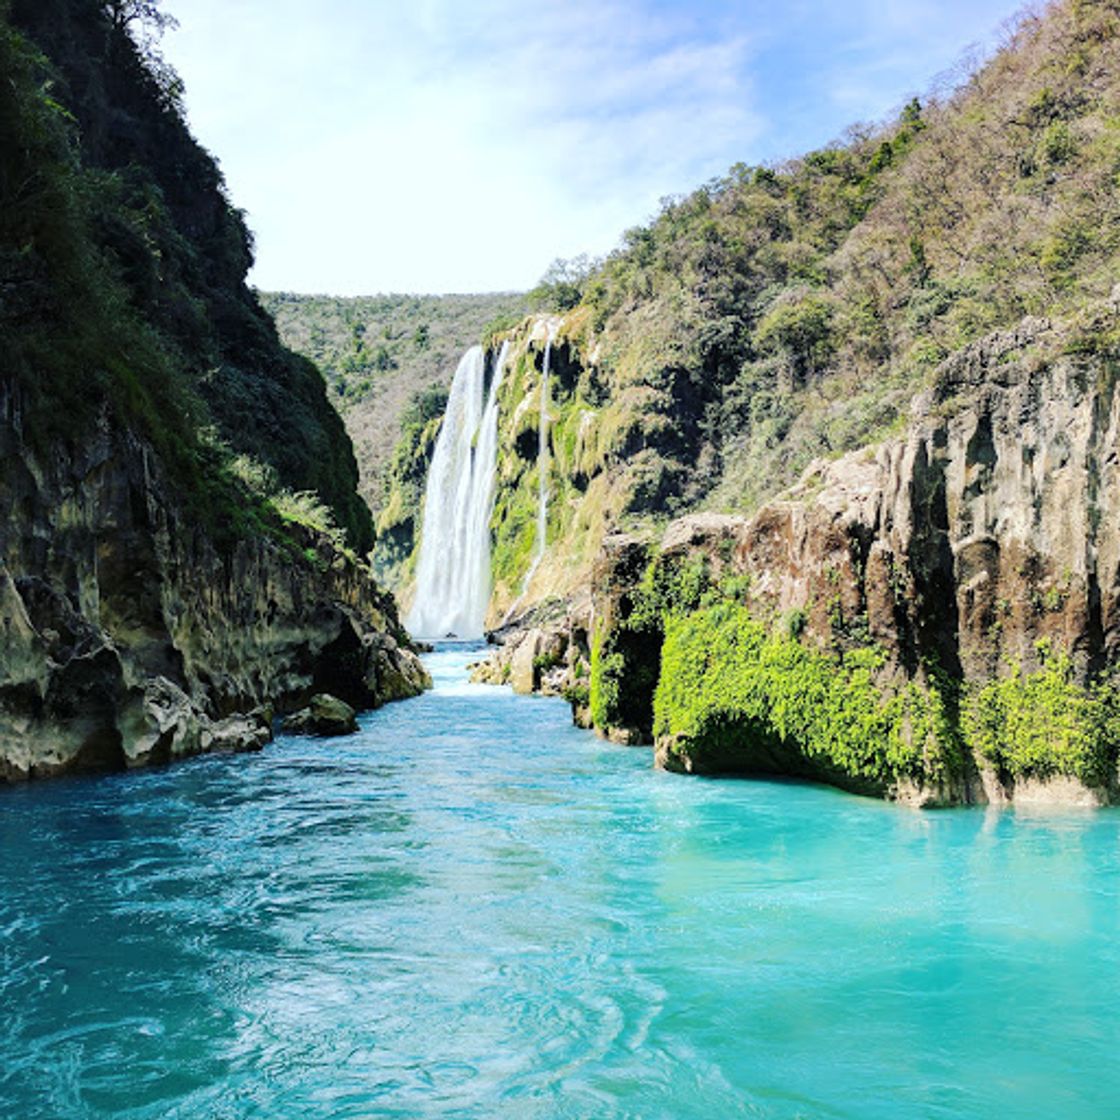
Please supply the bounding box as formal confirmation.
[453,300,1120,804]
[385,311,694,625]
[469,299,1120,805]
[0,2,429,781]
[573,304,1120,806]
[0,380,429,780]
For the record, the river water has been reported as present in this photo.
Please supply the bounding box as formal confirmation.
[1,646,1118,1118]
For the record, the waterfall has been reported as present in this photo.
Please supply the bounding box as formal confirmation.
[496,322,560,630]
[521,323,557,596]
[405,341,509,639]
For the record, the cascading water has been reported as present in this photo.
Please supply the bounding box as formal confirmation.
[498,322,559,628]
[523,322,557,594]
[405,341,509,638]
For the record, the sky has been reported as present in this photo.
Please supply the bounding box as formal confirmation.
[160,0,1027,296]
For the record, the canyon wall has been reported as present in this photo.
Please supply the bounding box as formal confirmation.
[481,305,1120,806]
[0,3,428,782]
[0,382,428,780]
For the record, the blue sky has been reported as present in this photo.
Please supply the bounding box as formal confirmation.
[161,0,1024,295]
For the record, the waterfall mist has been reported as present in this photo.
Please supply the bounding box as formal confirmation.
[405,342,509,638]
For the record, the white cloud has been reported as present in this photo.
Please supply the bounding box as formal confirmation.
[161,0,1019,294]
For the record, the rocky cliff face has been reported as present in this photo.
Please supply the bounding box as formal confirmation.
[2,0,376,554]
[0,2,430,783]
[476,303,1120,806]
[377,307,715,623]
[580,306,1120,806]
[728,312,1118,689]
[297,0,1120,808]
[0,381,429,782]
[381,0,1120,635]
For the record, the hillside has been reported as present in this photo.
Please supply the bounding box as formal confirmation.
[577,0,1120,520]
[450,0,1120,806]
[382,0,1120,610]
[261,291,526,516]
[0,0,427,779]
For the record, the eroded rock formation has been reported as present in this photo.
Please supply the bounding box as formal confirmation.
[629,314,1120,804]
[473,307,1120,806]
[0,383,430,781]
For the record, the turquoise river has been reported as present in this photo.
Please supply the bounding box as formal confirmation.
[1,646,1118,1118]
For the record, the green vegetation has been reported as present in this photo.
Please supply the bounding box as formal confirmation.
[1,0,372,551]
[653,603,959,790]
[650,606,1120,792]
[371,383,448,584]
[261,292,526,412]
[588,631,620,729]
[263,290,528,584]
[589,618,657,733]
[269,489,353,559]
[588,543,1120,793]
[481,312,523,349]
[528,255,599,312]
[395,0,1120,637]
[494,0,1120,552]
[962,642,1120,785]
[0,3,196,460]
[489,343,551,600]
[588,549,709,734]
[562,681,590,708]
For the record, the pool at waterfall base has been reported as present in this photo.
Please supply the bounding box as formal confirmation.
[1,645,1117,1118]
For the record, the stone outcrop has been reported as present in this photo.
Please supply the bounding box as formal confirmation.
[720,314,1120,687]
[364,633,433,703]
[582,310,1120,806]
[470,594,592,721]
[282,694,358,738]
[0,383,431,781]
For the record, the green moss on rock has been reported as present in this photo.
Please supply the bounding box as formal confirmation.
[962,643,1120,786]
[653,603,961,795]
[651,606,1120,799]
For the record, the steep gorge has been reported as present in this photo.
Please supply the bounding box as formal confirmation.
[399,0,1120,806]
[0,0,428,780]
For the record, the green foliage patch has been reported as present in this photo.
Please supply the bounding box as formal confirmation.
[648,607,1120,793]
[962,642,1120,785]
[262,291,527,412]
[588,551,715,734]
[518,5,1120,531]
[1,0,372,552]
[653,604,960,789]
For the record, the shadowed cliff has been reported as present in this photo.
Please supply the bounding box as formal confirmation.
[0,0,428,779]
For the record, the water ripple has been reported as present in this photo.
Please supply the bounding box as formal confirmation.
[1,645,1118,1118]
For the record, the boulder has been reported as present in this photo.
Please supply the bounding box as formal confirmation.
[282,693,358,737]
[119,677,204,768]
[509,630,544,695]
[363,634,432,705]
[207,711,272,753]
[506,627,569,695]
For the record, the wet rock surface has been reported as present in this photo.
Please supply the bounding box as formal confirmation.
[282,694,359,738]
[470,594,592,718]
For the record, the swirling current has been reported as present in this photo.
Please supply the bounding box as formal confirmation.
[1,646,1118,1118]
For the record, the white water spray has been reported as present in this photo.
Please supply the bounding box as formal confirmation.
[405,342,509,638]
